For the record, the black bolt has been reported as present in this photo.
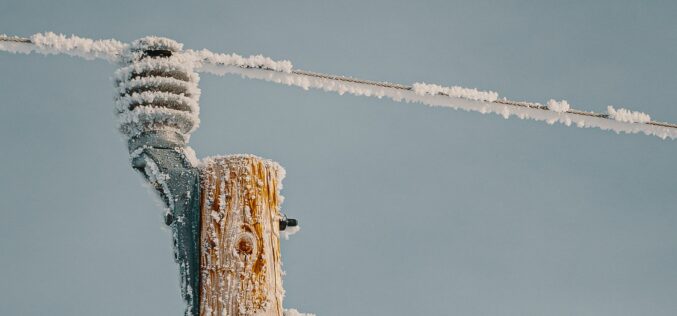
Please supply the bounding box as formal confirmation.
[164,212,174,226]
[279,218,298,231]
[143,49,172,59]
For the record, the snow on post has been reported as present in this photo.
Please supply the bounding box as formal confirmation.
[199,155,287,316]
[114,38,300,316]
[283,309,316,316]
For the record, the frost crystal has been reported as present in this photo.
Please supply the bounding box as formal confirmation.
[281,225,301,240]
[412,82,498,102]
[607,105,651,123]
[187,49,293,73]
[284,309,316,316]
[547,99,570,113]
[0,32,127,62]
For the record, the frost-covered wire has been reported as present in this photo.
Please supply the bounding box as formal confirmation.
[607,105,651,123]
[187,48,293,73]
[1,33,125,62]
[413,82,498,102]
[547,99,570,113]
[3,33,677,140]
[210,66,677,140]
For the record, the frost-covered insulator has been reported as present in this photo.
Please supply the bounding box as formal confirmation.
[114,37,201,141]
[113,37,202,316]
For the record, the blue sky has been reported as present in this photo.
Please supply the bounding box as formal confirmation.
[1,1,677,315]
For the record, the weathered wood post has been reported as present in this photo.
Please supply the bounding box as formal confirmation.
[199,155,285,316]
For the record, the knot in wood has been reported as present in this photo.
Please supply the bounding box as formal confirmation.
[236,235,255,255]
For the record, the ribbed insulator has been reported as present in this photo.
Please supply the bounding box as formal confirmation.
[113,37,200,140]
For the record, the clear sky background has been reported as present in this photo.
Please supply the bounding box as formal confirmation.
[2,1,677,315]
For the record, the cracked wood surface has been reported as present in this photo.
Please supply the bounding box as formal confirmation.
[199,155,285,316]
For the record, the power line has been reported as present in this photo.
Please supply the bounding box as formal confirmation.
[248,66,677,131]
[0,35,31,43]
[3,35,677,135]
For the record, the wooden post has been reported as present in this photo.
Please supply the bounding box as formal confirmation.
[199,155,285,316]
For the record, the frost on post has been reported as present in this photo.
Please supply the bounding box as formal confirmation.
[113,37,292,316]
[199,155,286,316]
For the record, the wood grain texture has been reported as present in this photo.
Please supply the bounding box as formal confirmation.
[199,155,285,316]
